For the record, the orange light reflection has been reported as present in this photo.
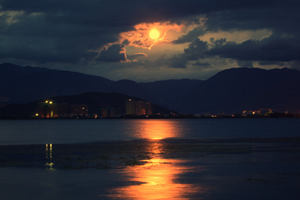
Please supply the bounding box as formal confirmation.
[132,120,181,140]
[111,158,201,200]
[109,120,204,199]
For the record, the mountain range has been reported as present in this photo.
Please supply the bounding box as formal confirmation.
[1,63,300,114]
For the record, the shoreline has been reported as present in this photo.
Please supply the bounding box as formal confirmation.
[0,115,300,120]
[1,137,300,169]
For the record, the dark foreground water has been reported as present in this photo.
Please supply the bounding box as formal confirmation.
[0,119,300,200]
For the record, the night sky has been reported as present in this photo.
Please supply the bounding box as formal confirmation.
[0,0,299,81]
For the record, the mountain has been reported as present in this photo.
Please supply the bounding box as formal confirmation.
[0,63,202,111]
[115,79,202,111]
[0,63,115,103]
[186,67,300,113]
[1,63,300,114]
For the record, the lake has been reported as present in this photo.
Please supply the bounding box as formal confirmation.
[0,118,300,144]
[1,119,300,200]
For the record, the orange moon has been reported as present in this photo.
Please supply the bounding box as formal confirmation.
[149,28,160,40]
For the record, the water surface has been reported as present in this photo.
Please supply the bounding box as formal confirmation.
[0,118,300,145]
[1,119,300,199]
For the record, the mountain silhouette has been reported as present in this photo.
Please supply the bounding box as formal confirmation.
[1,63,300,114]
[186,67,300,113]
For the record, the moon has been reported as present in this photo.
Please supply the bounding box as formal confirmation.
[149,28,160,40]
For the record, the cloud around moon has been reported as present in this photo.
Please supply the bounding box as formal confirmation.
[96,22,184,62]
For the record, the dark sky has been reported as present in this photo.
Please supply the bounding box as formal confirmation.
[0,0,299,81]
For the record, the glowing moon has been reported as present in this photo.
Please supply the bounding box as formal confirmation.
[149,28,160,40]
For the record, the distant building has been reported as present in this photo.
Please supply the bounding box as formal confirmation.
[125,99,152,116]
[101,108,108,118]
[145,102,152,115]
[241,108,273,117]
[126,99,136,115]
[136,100,146,115]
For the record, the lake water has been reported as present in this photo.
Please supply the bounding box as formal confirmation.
[0,118,300,144]
[1,119,300,200]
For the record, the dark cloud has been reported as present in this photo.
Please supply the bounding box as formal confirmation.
[205,3,300,34]
[288,60,300,70]
[208,35,300,62]
[258,61,285,66]
[237,60,253,68]
[168,39,209,68]
[194,61,211,68]
[97,44,127,62]
[0,0,300,76]
[0,0,275,21]
[0,10,120,63]
[169,38,227,68]
[168,1,300,68]
[173,27,206,44]
[169,33,300,68]
[184,39,209,60]
[127,53,147,61]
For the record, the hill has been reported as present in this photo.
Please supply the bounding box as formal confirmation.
[1,63,300,114]
[0,63,201,112]
[185,68,300,113]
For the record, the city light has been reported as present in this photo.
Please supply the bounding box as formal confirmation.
[44,100,53,104]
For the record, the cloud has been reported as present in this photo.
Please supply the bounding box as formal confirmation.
[173,27,206,44]
[0,0,300,80]
[0,10,25,25]
[168,33,300,68]
[96,21,183,63]
[208,35,300,62]
[168,38,220,68]
[127,53,147,61]
[237,60,253,68]
[96,44,127,62]
[173,18,207,44]
[119,22,182,50]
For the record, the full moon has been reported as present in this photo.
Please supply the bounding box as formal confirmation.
[149,28,160,40]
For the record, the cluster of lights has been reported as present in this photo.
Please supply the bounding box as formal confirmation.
[34,100,54,118]
[44,100,54,105]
